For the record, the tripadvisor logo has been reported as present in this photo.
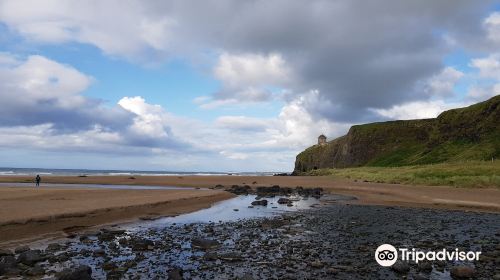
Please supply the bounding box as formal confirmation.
[375,244,398,267]
[375,244,481,267]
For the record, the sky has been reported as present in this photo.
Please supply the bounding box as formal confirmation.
[0,0,499,172]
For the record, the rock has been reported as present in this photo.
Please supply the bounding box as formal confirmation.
[417,261,432,272]
[57,265,93,280]
[251,199,268,206]
[0,249,13,257]
[227,185,252,195]
[203,252,218,261]
[310,260,323,268]
[26,265,45,276]
[130,238,154,251]
[93,249,106,257]
[0,255,17,275]
[219,252,243,262]
[167,267,183,280]
[277,198,291,204]
[17,249,45,266]
[46,243,62,251]
[14,246,30,254]
[191,238,220,250]
[239,273,255,280]
[391,261,410,274]
[213,184,225,189]
[492,274,500,280]
[450,266,475,279]
[414,273,429,280]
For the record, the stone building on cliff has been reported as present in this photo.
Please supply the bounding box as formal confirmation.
[318,134,327,146]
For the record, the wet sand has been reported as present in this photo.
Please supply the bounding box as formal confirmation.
[0,187,233,244]
[1,175,499,212]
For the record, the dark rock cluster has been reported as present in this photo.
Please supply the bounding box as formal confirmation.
[1,202,498,279]
[225,184,323,199]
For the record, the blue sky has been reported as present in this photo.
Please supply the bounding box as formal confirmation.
[0,1,499,172]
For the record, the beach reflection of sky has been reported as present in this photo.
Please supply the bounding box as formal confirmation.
[127,195,322,231]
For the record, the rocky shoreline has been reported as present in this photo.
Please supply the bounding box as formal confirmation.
[1,193,499,279]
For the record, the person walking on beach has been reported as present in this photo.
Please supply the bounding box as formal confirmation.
[35,174,41,187]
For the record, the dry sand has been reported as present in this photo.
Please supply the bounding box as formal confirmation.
[1,175,499,244]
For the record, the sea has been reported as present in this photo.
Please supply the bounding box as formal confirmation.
[0,167,279,177]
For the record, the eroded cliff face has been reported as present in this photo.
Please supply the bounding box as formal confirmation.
[294,95,500,173]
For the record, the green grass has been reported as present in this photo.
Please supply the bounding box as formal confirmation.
[306,160,500,188]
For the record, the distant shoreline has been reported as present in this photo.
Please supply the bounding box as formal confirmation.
[0,167,280,177]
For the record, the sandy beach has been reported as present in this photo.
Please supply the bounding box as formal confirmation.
[0,186,233,244]
[1,175,499,244]
[1,175,499,211]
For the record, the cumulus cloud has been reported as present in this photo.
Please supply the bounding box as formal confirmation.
[0,53,132,131]
[2,0,492,119]
[197,52,291,108]
[423,67,464,98]
[0,54,188,153]
[484,11,500,46]
[0,0,176,62]
[470,53,500,79]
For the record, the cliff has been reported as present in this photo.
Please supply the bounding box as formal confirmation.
[294,95,500,173]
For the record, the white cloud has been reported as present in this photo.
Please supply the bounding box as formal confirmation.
[484,11,500,45]
[467,84,500,101]
[214,53,290,88]
[424,67,464,97]
[0,0,175,61]
[118,96,170,138]
[0,54,91,109]
[470,53,500,79]
[197,52,291,108]
[371,100,468,120]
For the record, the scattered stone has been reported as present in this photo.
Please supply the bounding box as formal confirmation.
[219,252,243,262]
[277,198,291,204]
[391,261,410,274]
[56,265,93,280]
[417,261,432,272]
[227,185,252,195]
[17,249,45,266]
[46,243,63,252]
[191,238,220,250]
[450,266,475,279]
[168,267,183,280]
[203,252,218,261]
[0,255,17,275]
[130,238,154,251]
[310,260,323,268]
[26,265,45,276]
[0,249,13,257]
[413,273,429,280]
[14,246,30,254]
[251,199,268,206]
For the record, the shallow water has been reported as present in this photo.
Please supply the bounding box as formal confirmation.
[0,182,202,190]
[126,194,342,230]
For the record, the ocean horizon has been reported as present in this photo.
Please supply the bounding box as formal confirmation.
[0,167,280,177]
